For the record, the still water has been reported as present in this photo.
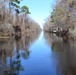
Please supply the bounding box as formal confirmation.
[0,31,76,75]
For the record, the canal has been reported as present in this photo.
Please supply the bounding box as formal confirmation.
[0,31,76,75]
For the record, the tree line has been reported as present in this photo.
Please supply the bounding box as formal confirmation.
[43,0,76,34]
[0,0,41,37]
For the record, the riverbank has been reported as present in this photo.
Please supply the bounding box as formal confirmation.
[44,28,76,41]
[0,22,42,38]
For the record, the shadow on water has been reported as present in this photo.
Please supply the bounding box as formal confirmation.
[44,32,76,75]
[0,31,40,75]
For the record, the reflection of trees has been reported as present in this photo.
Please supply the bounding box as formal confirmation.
[44,32,76,75]
[14,31,40,59]
[0,38,22,75]
[0,38,14,75]
[0,38,14,56]
[0,31,40,75]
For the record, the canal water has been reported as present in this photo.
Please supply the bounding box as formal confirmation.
[0,31,76,75]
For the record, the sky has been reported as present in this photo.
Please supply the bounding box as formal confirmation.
[20,0,56,27]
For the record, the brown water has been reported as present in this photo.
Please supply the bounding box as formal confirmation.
[0,31,76,75]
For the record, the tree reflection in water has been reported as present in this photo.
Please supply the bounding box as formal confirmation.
[44,32,76,75]
[0,32,40,75]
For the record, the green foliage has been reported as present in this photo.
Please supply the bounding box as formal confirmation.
[21,6,31,14]
[11,3,20,8]
[10,0,21,4]
[10,0,21,8]
[10,0,20,4]
[10,0,30,14]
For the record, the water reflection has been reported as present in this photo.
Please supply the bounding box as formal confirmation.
[44,32,76,75]
[0,32,40,75]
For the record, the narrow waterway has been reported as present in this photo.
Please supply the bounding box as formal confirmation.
[0,31,76,75]
[21,32,57,75]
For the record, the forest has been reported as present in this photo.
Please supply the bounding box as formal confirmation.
[0,0,41,38]
[43,0,76,40]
